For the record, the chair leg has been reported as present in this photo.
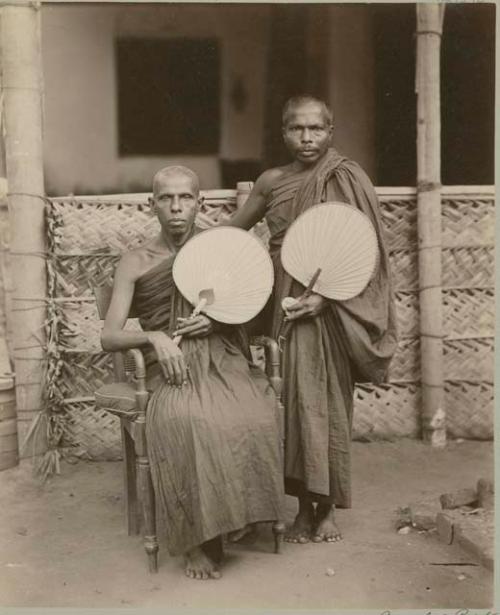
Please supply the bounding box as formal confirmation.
[121,421,140,536]
[137,454,159,573]
[272,521,286,554]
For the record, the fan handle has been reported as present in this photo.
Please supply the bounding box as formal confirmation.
[300,267,322,300]
[172,289,215,346]
[279,267,322,348]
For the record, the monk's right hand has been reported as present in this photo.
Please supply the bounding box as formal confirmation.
[147,331,187,386]
[285,293,327,321]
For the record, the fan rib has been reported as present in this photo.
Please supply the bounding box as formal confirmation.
[173,227,273,324]
[281,202,377,302]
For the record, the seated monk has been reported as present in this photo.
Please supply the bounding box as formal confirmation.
[101,165,284,579]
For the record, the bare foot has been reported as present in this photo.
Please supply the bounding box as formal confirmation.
[184,545,221,580]
[284,505,315,544]
[228,523,258,543]
[312,504,342,543]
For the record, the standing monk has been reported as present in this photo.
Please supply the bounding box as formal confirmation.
[101,166,284,578]
[228,96,397,544]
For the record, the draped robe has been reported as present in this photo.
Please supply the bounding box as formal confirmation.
[265,148,397,508]
[133,247,284,556]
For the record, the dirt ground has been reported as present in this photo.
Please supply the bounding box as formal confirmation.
[0,439,494,609]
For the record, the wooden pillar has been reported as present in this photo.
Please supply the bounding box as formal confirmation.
[415,4,446,447]
[0,15,12,355]
[1,1,47,454]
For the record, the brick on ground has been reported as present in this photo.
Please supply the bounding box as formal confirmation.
[436,508,493,571]
[396,498,440,531]
[477,478,494,510]
[439,487,478,510]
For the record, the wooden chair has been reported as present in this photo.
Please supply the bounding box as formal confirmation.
[93,284,286,573]
[93,284,158,571]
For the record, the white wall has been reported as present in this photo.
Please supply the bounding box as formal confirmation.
[41,4,377,194]
[327,5,376,181]
[41,5,270,195]
[218,7,270,161]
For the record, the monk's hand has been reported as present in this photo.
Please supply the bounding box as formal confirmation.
[147,331,187,386]
[284,293,327,321]
[173,315,215,339]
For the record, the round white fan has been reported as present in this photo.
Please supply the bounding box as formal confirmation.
[172,227,274,325]
[281,202,378,301]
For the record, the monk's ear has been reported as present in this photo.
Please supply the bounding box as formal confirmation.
[148,196,156,215]
[197,195,204,210]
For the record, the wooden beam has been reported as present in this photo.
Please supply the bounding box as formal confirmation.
[415,4,446,447]
[1,1,47,454]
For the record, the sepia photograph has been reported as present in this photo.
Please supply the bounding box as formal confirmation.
[0,0,495,610]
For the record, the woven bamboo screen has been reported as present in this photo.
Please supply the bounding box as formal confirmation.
[44,187,494,460]
[440,190,494,439]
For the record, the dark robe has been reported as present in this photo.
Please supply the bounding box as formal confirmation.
[133,246,284,556]
[265,148,397,507]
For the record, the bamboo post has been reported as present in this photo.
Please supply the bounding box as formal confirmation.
[1,1,47,454]
[0,40,13,357]
[415,4,446,447]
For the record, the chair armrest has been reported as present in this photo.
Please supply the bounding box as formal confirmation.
[98,346,149,422]
[120,348,149,418]
[123,348,146,380]
[120,348,148,394]
[250,335,282,397]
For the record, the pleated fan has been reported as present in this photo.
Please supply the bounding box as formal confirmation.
[173,227,274,325]
[281,202,378,301]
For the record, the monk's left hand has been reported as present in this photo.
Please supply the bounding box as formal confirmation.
[174,315,215,338]
[285,293,327,321]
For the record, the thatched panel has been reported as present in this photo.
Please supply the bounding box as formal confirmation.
[445,381,494,440]
[353,383,421,440]
[41,187,494,459]
[443,288,494,339]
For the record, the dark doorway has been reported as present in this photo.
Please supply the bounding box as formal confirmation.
[373,3,495,186]
[441,3,495,185]
[373,4,417,186]
[263,4,330,169]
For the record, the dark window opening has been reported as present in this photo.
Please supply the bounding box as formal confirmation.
[116,38,220,156]
[263,4,330,168]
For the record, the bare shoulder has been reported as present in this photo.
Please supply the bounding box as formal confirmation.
[255,165,292,197]
[115,247,149,282]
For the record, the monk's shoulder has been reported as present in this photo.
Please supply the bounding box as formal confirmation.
[256,165,292,197]
[338,156,374,186]
[116,247,149,282]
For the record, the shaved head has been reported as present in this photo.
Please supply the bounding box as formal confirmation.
[282,96,333,127]
[152,166,200,197]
